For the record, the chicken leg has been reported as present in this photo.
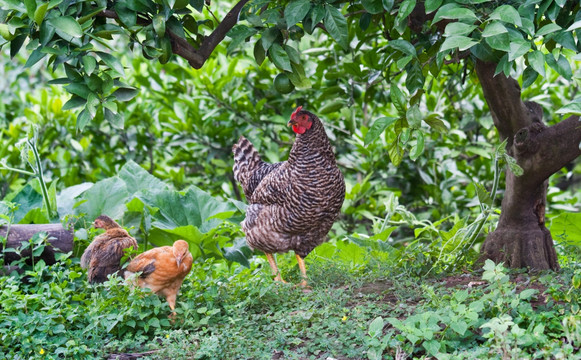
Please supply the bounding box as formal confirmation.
[266,253,286,283]
[295,254,309,288]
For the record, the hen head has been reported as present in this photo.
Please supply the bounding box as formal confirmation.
[288,106,314,135]
[172,240,190,268]
[94,215,120,230]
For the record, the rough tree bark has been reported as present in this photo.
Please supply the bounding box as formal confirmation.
[475,60,581,270]
[0,224,73,267]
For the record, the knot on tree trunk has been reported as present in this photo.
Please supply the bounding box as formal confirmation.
[514,122,547,158]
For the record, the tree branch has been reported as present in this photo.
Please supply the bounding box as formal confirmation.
[474,60,533,144]
[514,116,581,185]
[99,0,249,69]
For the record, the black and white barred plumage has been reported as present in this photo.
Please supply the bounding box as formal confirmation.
[232,109,345,258]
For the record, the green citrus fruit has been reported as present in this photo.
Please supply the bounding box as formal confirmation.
[273,73,295,94]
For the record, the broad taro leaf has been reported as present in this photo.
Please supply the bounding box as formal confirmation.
[550,213,581,246]
[118,160,169,194]
[11,184,43,223]
[138,186,238,259]
[222,237,253,268]
[139,186,237,233]
[57,182,93,218]
[74,177,129,221]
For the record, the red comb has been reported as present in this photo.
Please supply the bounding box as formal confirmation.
[291,106,303,120]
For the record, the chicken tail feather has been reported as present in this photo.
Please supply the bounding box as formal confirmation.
[233,136,261,183]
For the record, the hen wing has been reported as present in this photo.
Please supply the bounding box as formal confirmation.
[87,234,137,282]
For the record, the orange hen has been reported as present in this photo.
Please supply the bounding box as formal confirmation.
[81,215,138,284]
[124,240,193,313]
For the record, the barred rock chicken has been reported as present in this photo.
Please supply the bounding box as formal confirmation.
[80,215,138,284]
[124,240,193,314]
[232,106,345,287]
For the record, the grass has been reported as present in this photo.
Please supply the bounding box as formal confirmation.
[1,245,580,360]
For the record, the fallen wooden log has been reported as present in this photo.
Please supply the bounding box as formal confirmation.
[107,350,160,359]
[0,224,74,266]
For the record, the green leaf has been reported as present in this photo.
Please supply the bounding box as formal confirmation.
[362,0,384,14]
[222,237,252,267]
[444,22,477,37]
[74,177,129,221]
[481,21,507,37]
[519,289,537,300]
[382,0,394,11]
[388,39,416,57]
[82,55,97,75]
[566,20,581,31]
[48,16,83,38]
[64,83,90,99]
[76,108,91,131]
[34,2,48,26]
[489,5,522,27]
[368,317,384,337]
[485,33,510,52]
[423,340,440,356]
[285,0,311,27]
[285,45,301,64]
[550,213,581,246]
[391,83,407,116]
[394,0,416,34]
[11,184,43,223]
[365,116,398,145]
[409,131,424,161]
[440,36,479,52]
[406,62,424,94]
[226,25,257,54]
[288,62,312,89]
[545,54,572,80]
[96,51,125,76]
[139,186,236,233]
[62,96,87,110]
[253,40,265,66]
[24,0,36,18]
[433,4,477,24]
[555,101,581,116]
[104,108,124,129]
[503,154,523,176]
[153,14,166,37]
[527,50,545,77]
[508,40,530,61]
[406,104,422,128]
[425,0,443,13]
[388,141,404,166]
[119,160,169,196]
[522,67,538,88]
[475,183,492,206]
[85,92,100,117]
[536,23,561,36]
[269,43,292,72]
[451,321,468,336]
[324,4,349,50]
[113,87,139,102]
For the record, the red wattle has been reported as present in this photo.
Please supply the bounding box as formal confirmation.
[292,125,306,134]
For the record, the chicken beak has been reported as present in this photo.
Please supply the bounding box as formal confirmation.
[176,254,183,268]
[287,119,296,127]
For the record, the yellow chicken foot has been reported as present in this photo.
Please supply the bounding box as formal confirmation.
[295,254,310,288]
[266,253,286,283]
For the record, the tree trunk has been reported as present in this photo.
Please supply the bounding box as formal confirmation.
[475,60,581,270]
[0,224,73,267]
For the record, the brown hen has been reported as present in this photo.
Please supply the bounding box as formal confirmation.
[124,240,193,313]
[80,215,138,284]
[232,106,345,286]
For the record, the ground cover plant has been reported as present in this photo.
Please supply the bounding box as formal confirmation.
[1,0,581,358]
